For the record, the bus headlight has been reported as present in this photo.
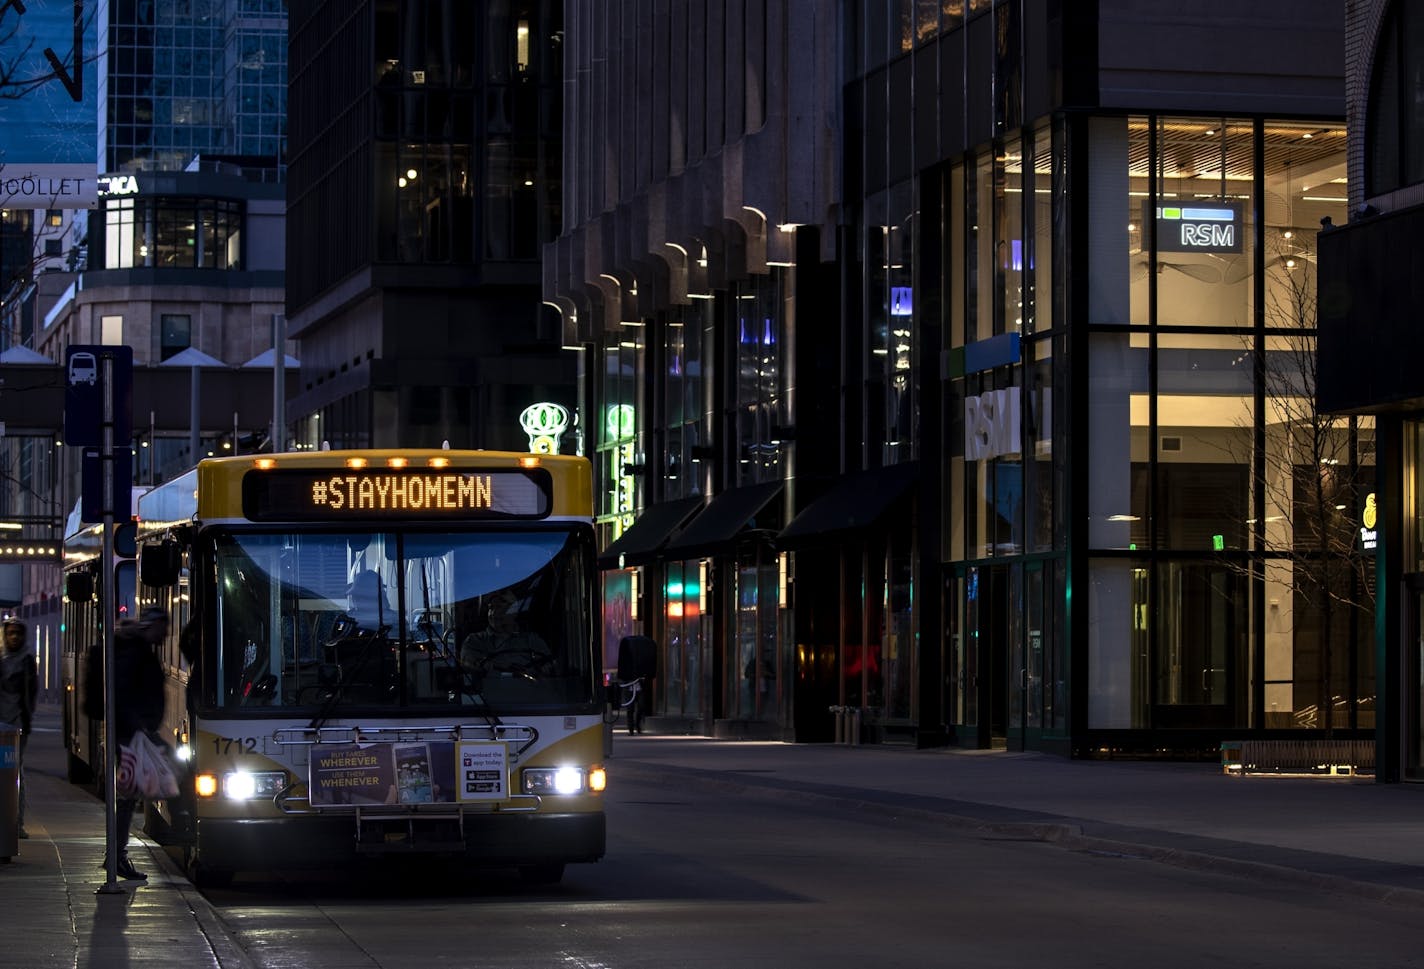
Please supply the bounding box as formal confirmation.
[195,769,289,798]
[522,766,593,795]
[215,770,288,800]
[174,744,194,763]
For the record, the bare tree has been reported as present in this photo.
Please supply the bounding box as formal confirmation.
[0,3,99,100]
[1249,232,1375,735]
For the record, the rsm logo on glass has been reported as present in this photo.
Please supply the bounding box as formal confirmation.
[1150,201,1243,254]
[964,388,1021,461]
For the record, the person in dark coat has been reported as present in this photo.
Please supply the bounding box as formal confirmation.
[616,634,657,735]
[108,606,168,880]
[0,618,38,838]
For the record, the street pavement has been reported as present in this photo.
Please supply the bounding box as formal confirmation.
[7,702,1424,968]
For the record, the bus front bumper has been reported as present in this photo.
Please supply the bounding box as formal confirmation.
[192,810,605,872]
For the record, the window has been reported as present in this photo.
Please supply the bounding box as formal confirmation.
[159,314,191,361]
[1088,114,1359,731]
[205,528,594,711]
[101,196,242,269]
[729,275,787,485]
[101,315,123,345]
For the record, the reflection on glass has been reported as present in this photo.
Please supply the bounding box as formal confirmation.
[208,528,593,712]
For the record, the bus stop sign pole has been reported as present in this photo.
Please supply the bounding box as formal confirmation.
[63,345,131,893]
[97,353,122,896]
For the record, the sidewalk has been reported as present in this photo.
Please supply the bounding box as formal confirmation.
[607,733,1424,907]
[1,705,251,969]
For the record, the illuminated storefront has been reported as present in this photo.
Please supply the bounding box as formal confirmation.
[554,2,1350,752]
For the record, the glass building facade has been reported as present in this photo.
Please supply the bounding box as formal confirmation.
[286,0,573,455]
[100,0,288,174]
[554,1,1351,755]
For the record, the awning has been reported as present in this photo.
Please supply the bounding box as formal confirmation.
[0,345,53,364]
[241,348,302,368]
[160,347,226,367]
[662,480,784,560]
[597,496,704,569]
[777,462,919,549]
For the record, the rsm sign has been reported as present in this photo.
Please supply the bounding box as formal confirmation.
[964,388,1021,461]
[1150,201,1243,254]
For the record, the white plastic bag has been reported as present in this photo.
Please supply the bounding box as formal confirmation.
[123,731,180,799]
[116,744,138,798]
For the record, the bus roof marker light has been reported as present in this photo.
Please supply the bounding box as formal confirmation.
[253,457,277,470]
[346,457,368,469]
[428,456,450,468]
[519,456,541,469]
[387,457,409,469]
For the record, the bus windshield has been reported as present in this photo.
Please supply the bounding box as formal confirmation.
[202,526,595,713]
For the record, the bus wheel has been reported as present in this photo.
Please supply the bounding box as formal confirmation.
[187,858,234,890]
[518,863,564,886]
[66,750,94,785]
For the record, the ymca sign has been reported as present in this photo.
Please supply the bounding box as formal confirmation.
[964,388,1021,461]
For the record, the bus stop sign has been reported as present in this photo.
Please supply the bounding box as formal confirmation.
[64,345,132,447]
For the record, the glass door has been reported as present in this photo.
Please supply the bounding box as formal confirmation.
[945,567,976,745]
[1153,562,1244,728]
[1006,564,1026,751]
[1021,562,1047,749]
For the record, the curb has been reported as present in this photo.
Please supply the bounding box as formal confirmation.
[137,837,258,969]
[612,759,1424,911]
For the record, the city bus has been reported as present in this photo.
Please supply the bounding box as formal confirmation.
[65,449,605,887]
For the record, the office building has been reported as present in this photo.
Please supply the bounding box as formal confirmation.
[550,1,1353,755]
[0,0,290,697]
[284,1,574,453]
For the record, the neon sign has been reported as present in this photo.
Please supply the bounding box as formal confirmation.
[605,405,637,537]
[519,402,570,454]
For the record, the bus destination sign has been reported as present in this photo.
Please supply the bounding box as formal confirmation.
[242,468,553,521]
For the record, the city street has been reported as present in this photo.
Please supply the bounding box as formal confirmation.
[184,773,1424,968]
[15,710,1424,969]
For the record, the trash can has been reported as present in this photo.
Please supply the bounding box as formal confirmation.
[0,721,18,862]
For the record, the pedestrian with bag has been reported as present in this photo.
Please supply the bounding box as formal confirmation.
[88,606,169,880]
[0,618,38,838]
[616,634,657,735]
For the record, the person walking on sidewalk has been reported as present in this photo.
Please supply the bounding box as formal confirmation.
[0,618,37,839]
[616,634,657,735]
[89,606,168,880]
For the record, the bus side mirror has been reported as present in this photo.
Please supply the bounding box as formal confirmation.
[65,571,94,602]
[139,540,182,587]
